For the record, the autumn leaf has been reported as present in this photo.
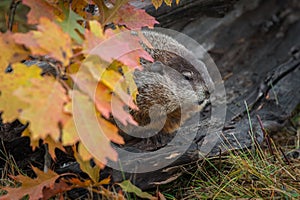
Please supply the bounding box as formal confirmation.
[73,147,101,183]
[0,63,41,122]
[0,32,29,72]
[14,76,69,142]
[152,0,163,9]
[71,61,138,126]
[0,167,65,200]
[42,179,73,200]
[44,136,66,160]
[57,7,85,44]
[62,102,80,146]
[72,90,122,165]
[71,63,112,118]
[164,0,173,6]
[94,0,128,26]
[83,20,153,69]
[114,4,159,29]
[13,17,73,66]
[122,65,138,100]
[23,0,57,24]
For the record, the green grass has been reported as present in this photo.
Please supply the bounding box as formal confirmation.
[159,111,300,200]
[160,143,300,199]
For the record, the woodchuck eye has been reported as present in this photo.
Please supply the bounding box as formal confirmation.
[182,70,194,80]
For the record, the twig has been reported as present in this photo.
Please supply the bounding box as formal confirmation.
[8,0,21,31]
[257,115,275,161]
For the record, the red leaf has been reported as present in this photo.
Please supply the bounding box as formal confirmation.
[116,4,159,29]
[0,167,61,200]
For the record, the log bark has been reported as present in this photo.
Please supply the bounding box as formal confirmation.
[110,0,300,189]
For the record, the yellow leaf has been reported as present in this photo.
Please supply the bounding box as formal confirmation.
[72,91,119,166]
[0,63,41,122]
[164,0,172,6]
[14,76,69,141]
[74,147,101,183]
[0,32,28,72]
[13,17,73,66]
[151,0,163,9]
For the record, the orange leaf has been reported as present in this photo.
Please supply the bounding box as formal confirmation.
[23,0,57,24]
[83,20,153,69]
[13,17,72,66]
[44,136,66,160]
[72,64,138,126]
[14,76,69,141]
[114,4,159,29]
[111,94,138,126]
[0,32,28,72]
[72,90,120,165]
[42,179,72,200]
[0,167,62,200]
[71,64,112,118]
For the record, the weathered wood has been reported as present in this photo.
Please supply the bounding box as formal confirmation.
[110,0,300,189]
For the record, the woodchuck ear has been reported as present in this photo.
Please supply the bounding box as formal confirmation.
[149,61,165,75]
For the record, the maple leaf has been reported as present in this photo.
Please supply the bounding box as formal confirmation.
[82,21,106,53]
[14,76,69,142]
[151,0,163,9]
[42,179,72,200]
[13,17,73,66]
[71,60,138,126]
[57,7,85,44]
[44,136,66,160]
[87,61,137,110]
[0,63,41,122]
[0,167,65,200]
[23,0,57,24]
[83,20,153,69]
[72,90,122,165]
[61,102,80,146]
[122,65,138,100]
[164,0,173,6]
[73,147,101,183]
[111,94,137,126]
[0,32,29,72]
[94,0,128,26]
[71,63,112,119]
[114,4,159,29]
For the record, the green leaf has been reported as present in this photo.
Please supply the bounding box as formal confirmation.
[58,8,85,44]
[118,180,156,200]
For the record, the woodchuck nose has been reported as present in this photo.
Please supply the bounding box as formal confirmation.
[119,30,210,138]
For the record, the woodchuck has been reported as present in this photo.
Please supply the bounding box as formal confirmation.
[119,30,210,138]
